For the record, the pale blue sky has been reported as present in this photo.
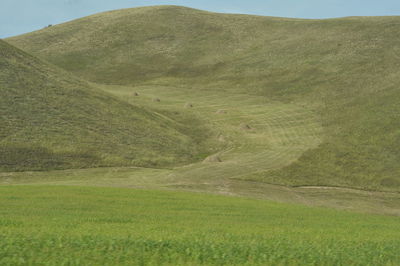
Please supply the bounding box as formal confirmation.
[2,0,400,38]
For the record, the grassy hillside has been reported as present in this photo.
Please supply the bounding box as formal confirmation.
[0,186,399,265]
[0,39,214,171]
[7,6,400,190]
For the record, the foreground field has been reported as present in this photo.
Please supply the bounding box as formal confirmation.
[0,186,399,265]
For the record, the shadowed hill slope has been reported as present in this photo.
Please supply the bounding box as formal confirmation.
[7,6,400,190]
[0,39,211,171]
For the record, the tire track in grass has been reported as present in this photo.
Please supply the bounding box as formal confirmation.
[166,97,323,183]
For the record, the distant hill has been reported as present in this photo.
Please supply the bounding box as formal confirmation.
[0,39,210,171]
[7,6,400,189]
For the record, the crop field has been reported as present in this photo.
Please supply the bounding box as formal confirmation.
[0,186,399,265]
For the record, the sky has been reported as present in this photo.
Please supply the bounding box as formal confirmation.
[2,0,400,38]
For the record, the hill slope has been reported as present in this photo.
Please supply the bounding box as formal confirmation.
[0,39,211,171]
[7,6,400,190]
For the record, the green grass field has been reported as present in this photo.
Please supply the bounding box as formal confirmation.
[1,5,400,265]
[0,186,399,265]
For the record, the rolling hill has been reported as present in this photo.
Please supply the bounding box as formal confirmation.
[2,6,400,265]
[6,6,400,190]
[0,39,213,171]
